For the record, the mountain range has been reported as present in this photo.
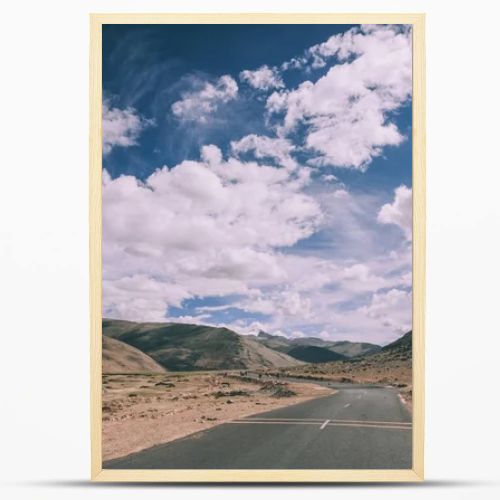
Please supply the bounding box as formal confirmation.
[282,331,413,389]
[254,331,381,361]
[102,318,406,373]
[102,319,302,373]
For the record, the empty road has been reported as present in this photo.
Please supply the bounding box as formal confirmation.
[104,382,412,469]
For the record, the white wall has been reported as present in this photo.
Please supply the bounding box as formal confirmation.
[1,1,499,499]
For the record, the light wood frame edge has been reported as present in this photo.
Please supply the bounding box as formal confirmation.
[89,12,425,483]
[411,14,426,482]
[90,13,103,480]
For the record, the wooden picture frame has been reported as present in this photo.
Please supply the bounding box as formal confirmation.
[90,13,425,482]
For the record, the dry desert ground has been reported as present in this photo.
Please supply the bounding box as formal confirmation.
[102,372,333,460]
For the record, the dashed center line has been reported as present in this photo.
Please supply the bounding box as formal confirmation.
[230,417,412,431]
[344,403,351,408]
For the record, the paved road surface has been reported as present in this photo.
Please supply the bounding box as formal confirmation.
[104,383,412,469]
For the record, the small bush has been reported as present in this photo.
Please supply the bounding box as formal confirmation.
[212,390,249,399]
[271,385,297,398]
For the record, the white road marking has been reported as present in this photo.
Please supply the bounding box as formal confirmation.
[245,417,324,422]
[344,403,351,408]
[320,419,330,430]
[228,420,412,431]
[235,417,412,426]
[326,422,411,431]
[229,421,319,426]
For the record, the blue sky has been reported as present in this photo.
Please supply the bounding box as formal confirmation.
[102,24,413,345]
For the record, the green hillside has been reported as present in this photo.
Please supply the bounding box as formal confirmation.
[255,331,381,360]
[382,330,412,352]
[287,345,347,363]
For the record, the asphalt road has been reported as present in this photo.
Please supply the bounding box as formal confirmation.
[104,382,412,469]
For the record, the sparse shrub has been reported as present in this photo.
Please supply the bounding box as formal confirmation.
[271,386,297,398]
[212,390,249,399]
[258,381,282,392]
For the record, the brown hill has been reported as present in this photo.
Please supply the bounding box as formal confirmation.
[102,319,303,372]
[102,336,167,374]
[282,331,412,393]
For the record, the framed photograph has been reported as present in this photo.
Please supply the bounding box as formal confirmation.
[90,13,425,482]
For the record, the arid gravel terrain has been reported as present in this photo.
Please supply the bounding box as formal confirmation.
[277,351,412,407]
[102,372,332,460]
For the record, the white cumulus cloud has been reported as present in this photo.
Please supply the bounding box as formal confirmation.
[101,26,413,342]
[171,75,238,122]
[102,100,153,155]
[240,65,284,91]
[360,288,412,335]
[230,134,297,170]
[377,185,412,240]
[267,25,412,170]
[102,146,322,321]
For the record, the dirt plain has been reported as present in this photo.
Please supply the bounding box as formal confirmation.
[275,352,413,408]
[102,372,333,461]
